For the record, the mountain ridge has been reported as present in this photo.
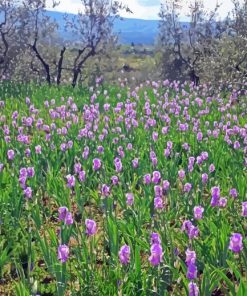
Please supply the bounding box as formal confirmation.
[46,10,189,45]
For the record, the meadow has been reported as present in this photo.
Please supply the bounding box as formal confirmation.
[0,80,246,295]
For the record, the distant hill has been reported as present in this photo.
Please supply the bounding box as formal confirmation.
[46,11,189,45]
[113,18,159,44]
[46,11,160,44]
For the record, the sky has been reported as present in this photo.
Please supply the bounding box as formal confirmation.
[47,0,239,20]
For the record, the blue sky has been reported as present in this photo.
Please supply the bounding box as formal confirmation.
[48,0,239,20]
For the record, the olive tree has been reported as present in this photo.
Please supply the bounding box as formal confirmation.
[64,0,130,87]
[158,0,225,84]
[0,0,28,80]
[197,0,247,89]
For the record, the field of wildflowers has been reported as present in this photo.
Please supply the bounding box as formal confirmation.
[0,80,246,295]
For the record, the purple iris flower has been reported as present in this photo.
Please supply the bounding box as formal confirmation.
[85,219,97,236]
[242,201,247,217]
[149,243,163,266]
[188,282,199,296]
[150,233,161,245]
[229,188,238,199]
[119,245,130,265]
[58,207,68,221]
[126,193,134,206]
[193,206,204,220]
[229,233,243,253]
[7,149,15,160]
[93,158,101,171]
[152,171,161,184]
[58,244,69,263]
[186,263,197,280]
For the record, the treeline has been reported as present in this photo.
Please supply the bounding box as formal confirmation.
[0,0,246,87]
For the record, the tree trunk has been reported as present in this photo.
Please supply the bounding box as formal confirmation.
[31,44,51,85]
[57,47,66,86]
[45,66,51,85]
[72,69,80,88]
[190,69,200,86]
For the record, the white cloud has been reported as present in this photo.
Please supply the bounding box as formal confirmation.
[120,0,160,19]
[137,0,161,7]
[47,0,83,14]
[47,0,240,20]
